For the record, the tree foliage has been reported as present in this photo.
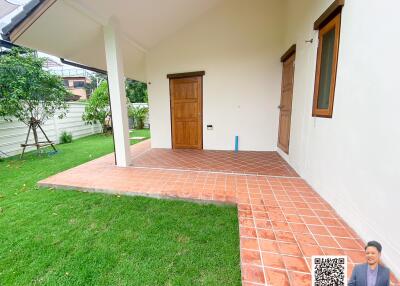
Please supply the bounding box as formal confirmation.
[0,48,69,125]
[128,105,148,129]
[125,80,148,103]
[82,81,111,133]
[85,73,107,98]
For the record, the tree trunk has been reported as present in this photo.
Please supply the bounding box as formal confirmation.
[32,124,40,153]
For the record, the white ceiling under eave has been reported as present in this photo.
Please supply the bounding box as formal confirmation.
[12,0,224,82]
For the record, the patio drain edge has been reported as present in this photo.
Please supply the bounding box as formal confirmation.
[37,182,237,206]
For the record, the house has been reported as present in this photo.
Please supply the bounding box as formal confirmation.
[43,57,92,100]
[2,0,399,282]
[62,76,91,100]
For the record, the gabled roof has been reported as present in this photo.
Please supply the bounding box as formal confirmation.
[0,0,19,19]
[1,0,41,40]
[0,0,224,81]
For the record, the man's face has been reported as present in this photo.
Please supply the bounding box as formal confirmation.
[365,246,380,265]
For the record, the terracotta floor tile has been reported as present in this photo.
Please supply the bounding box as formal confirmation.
[259,239,279,253]
[262,252,285,269]
[264,267,290,286]
[314,210,335,218]
[253,211,269,220]
[132,146,298,177]
[282,255,309,272]
[275,231,296,243]
[289,223,309,234]
[271,221,291,232]
[241,237,259,251]
[299,244,324,257]
[285,214,303,223]
[268,212,286,221]
[288,271,312,286]
[254,219,272,229]
[328,226,352,238]
[241,249,262,265]
[297,209,315,216]
[278,242,302,257]
[257,229,276,240]
[241,264,265,284]
[308,225,330,236]
[321,247,346,257]
[336,237,362,250]
[314,235,340,248]
[239,218,255,228]
[294,233,317,245]
[320,217,342,227]
[240,227,257,238]
[302,216,322,225]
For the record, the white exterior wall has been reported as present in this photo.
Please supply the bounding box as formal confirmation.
[282,0,400,276]
[0,102,102,157]
[146,0,285,151]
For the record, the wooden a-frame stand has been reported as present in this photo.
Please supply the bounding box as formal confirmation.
[20,118,57,158]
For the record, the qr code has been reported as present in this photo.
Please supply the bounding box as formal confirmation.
[312,256,347,286]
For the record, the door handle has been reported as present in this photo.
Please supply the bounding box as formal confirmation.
[278,105,284,109]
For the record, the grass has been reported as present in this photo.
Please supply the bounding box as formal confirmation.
[0,130,240,286]
[129,128,151,145]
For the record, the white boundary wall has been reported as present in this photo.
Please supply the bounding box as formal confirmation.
[0,102,102,157]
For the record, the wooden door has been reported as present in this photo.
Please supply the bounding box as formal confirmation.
[278,52,295,154]
[169,75,203,149]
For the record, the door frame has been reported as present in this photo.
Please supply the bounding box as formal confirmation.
[278,45,296,154]
[167,71,205,149]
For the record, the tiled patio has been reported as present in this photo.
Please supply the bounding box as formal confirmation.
[131,145,299,177]
[38,140,398,286]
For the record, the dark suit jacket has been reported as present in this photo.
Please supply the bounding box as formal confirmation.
[348,263,390,286]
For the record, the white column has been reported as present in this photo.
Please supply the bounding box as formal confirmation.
[103,19,131,167]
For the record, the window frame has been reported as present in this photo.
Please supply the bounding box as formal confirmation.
[312,12,341,118]
[73,80,85,88]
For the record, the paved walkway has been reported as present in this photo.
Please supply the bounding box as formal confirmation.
[38,140,398,286]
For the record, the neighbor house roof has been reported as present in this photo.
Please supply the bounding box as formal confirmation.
[1,0,42,40]
[0,0,19,19]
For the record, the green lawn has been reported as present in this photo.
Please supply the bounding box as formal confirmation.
[129,128,151,145]
[0,130,240,286]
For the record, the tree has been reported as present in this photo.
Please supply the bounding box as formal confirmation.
[128,105,148,129]
[85,73,107,98]
[0,48,69,156]
[0,48,69,125]
[125,79,148,103]
[82,80,111,133]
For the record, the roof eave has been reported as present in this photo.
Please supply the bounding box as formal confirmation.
[1,0,56,42]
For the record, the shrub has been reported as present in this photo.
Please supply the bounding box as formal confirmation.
[128,105,149,129]
[82,81,110,133]
[59,131,73,144]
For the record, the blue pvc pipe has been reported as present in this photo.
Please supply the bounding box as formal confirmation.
[235,136,239,153]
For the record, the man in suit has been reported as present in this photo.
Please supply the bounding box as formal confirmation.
[348,241,391,286]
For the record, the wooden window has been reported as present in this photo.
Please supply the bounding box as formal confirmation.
[312,8,342,118]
